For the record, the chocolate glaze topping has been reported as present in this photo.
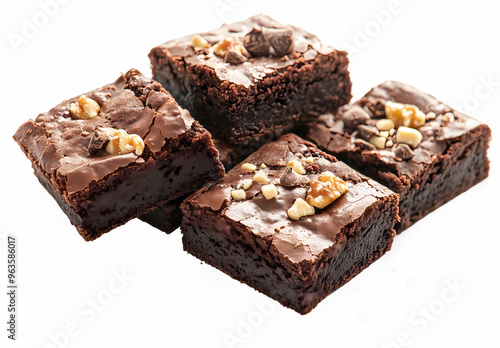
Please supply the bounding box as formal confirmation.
[188,134,395,263]
[309,81,483,180]
[14,69,194,194]
[150,14,335,87]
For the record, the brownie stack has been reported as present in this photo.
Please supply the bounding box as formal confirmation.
[13,14,491,314]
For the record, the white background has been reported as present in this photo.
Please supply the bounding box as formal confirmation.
[1,1,499,347]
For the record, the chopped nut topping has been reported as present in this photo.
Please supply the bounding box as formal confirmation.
[376,118,395,131]
[396,126,423,148]
[306,171,348,209]
[370,136,387,150]
[88,127,116,155]
[105,129,145,156]
[287,198,315,220]
[261,163,267,168]
[426,111,437,120]
[442,112,455,123]
[288,160,306,175]
[241,163,257,171]
[280,167,310,187]
[212,39,246,64]
[70,95,100,120]
[305,156,314,164]
[253,170,269,184]
[389,128,395,136]
[242,179,253,190]
[379,131,389,138]
[386,140,394,148]
[385,101,426,129]
[231,189,246,201]
[262,184,278,200]
[191,34,210,49]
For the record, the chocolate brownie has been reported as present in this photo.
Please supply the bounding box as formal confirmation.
[306,81,491,232]
[13,69,225,241]
[181,134,399,314]
[149,14,352,144]
[138,126,293,233]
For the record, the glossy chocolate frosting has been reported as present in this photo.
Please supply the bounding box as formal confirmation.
[187,134,395,264]
[14,69,194,194]
[308,81,484,180]
[150,14,336,87]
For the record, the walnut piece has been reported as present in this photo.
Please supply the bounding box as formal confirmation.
[287,198,315,220]
[262,184,278,199]
[369,136,386,150]
[385,101,425,129]
[231,189,246,201]
[396,126,423,148]
[288,160,306,175]
[376,118,395,131]
[253,170,269,184]
[212,39,246,64]
[242,179,253,190]
[306,171,348,209]
[241,163,257,171]
[191,34,210,49]
[105,129,145,156]
[70,95,100,120]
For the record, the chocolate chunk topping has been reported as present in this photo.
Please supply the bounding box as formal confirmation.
[357,124,379,141]
[353,138,376,150]
[394,143,415,160]
[243,27,270,56]
[280,166,310,187]
[342,105,370,129]
[225,51,247,64]
[262,27,294,57]
[87,127,116,155]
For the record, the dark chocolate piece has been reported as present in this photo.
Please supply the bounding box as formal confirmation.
[306,81,491,232]
[342,105,370,129]
[149,14,352,144]
[262,27,294,56]
[13,69,225,241]
[280,166,310,187]
[181,134,399,314]
[243,27,269,56]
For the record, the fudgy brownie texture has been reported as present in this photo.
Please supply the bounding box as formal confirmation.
[138,126,293,233]
[149,14,352,144]
[306,81,491,232]
[14,69,224,241]
[181,134,399,314]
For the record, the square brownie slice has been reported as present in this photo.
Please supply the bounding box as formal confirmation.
[149,14,352,144]
[13,69,225,241]
[181,134,399,314]
[306,81,491,232]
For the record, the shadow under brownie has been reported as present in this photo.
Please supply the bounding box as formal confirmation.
[181,134,399,314]
[306,80,491,232]
[13,69,224,241]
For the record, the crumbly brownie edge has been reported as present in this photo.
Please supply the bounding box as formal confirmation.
[150,49,352,143]
[307,123,491,232]
[181,192,398,314]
